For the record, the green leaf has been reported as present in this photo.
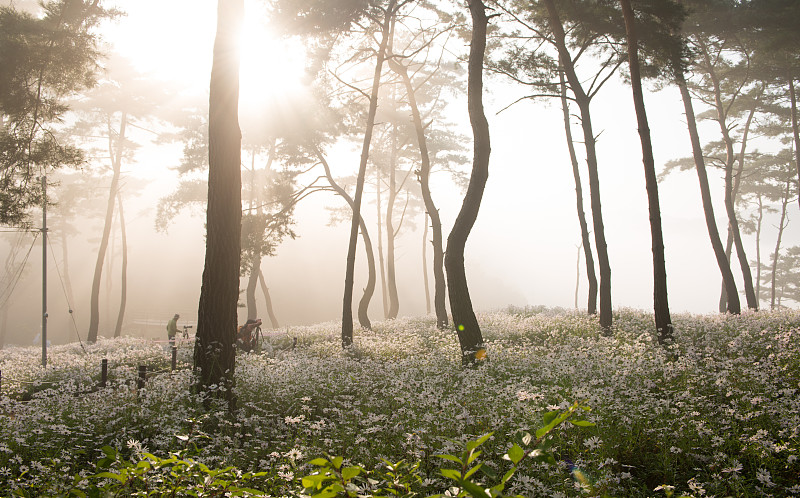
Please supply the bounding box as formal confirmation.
[466,433,493,452]
[341,466,361,481]
[505,444,524,465]
[93,472,126,483]
[331,456,344,470]
[542,411,558,425]
[464,464,482,480]
[500,468,516,485]
[461,480,491,498]
[440,468,462,481]
[309,458,329,467]
[569,420,595,427]
[435,454,464,465]
[466,450,482,466]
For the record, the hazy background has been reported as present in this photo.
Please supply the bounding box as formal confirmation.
[1,0,797,346]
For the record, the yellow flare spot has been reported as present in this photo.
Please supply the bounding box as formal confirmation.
[475,348,487,361]
[457,324,465,331]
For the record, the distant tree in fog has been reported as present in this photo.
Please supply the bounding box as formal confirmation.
[0,0,114,226]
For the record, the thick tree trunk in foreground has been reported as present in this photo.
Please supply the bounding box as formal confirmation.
[389,56,448,329]
[194,0,243,410]
[341,1,394,346]
[559,70,597,314]
[544,0,612,331]
[675,67,740,314]
[620,0,672,344]
[88,112,127,343]
[113,192,127,338]
[445,0,489,365]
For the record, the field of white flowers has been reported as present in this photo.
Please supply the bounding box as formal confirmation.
[0,307,798,496]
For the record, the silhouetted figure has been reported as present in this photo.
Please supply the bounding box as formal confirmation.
[237,318,262,352]
[166,313,179,347]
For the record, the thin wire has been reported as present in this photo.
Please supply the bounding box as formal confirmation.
[0,233,39,309]
[47,236,87,354]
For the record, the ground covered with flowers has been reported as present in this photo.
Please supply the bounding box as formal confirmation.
[0,307,798,496]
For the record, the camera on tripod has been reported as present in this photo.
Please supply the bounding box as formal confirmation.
[182,324,192,338]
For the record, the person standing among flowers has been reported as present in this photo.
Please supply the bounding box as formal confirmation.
[166,313,180,347]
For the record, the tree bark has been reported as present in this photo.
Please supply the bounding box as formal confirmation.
[376,161,389,318]
[700,43,758,310]
[620,0,672,343]
[544,0,612,331]
[113,191,127,338]
[559,69,597,314]
[674,65,740,314]
[755,193,763,304]
[88,112,127,343]
[194,0,243,410]
[246,259,259,320]
[317,149,376,330]
[790,78,800,209]
[385,111,400,319]
[445,0,489,365]
[770,180,790,309]
[258,269,279,329]
[388,56,448,328]
[341,0,395,346]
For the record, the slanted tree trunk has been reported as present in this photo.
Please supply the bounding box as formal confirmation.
[446,0,489,365]
[770,180,790,309]
[575,241,581,309]
[341,0,395,346]
[113,191,127,338]
[620,0,672,344]
[258,269,279,329]
[194,0,243,410]
[88,112,127,343]
[700,43,758,310]
[544,0,612,331]
[674,64,740,314]
[246,261,259,320]
[559,69,596,314]
[388,56,448,329]
[790,78,800,209]
[317,149,376,330]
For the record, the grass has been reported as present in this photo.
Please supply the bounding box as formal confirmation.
[0,307,798,496]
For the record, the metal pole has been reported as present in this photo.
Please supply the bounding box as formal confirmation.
[42,175,47,368]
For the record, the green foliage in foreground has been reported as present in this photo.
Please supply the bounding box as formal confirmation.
[1,309,799,496]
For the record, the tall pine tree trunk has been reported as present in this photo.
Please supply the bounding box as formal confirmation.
[341,0,394,346]
[388,56,448,329]
[446,0,489,365]
[700,43,758,310]
[317,149,376,330]
[88,112,127,343]
[113,191,127,338]
[385,116,400,319]
[674,65,740,314]
[559,69,596,314]
[620,0,672,343]
[194,0,243,410]
[376,163,389,318]
[544,0,612,331]
[755,193,763,304]
[790,79,800,209]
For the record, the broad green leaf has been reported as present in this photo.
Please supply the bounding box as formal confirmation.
[542,411,558,425]
[464,463,483,480]
[569,420,596,427]
[466,449,482,465]
[506,444,524,465]
[440,468,462,480]
[93,472,126,483]
[332,456,344,470]
[341,466,361,480]
[309,458,329,466]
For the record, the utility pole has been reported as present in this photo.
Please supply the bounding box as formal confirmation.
[41,175,47,367]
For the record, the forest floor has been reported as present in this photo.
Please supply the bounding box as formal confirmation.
[0,307,798,496]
